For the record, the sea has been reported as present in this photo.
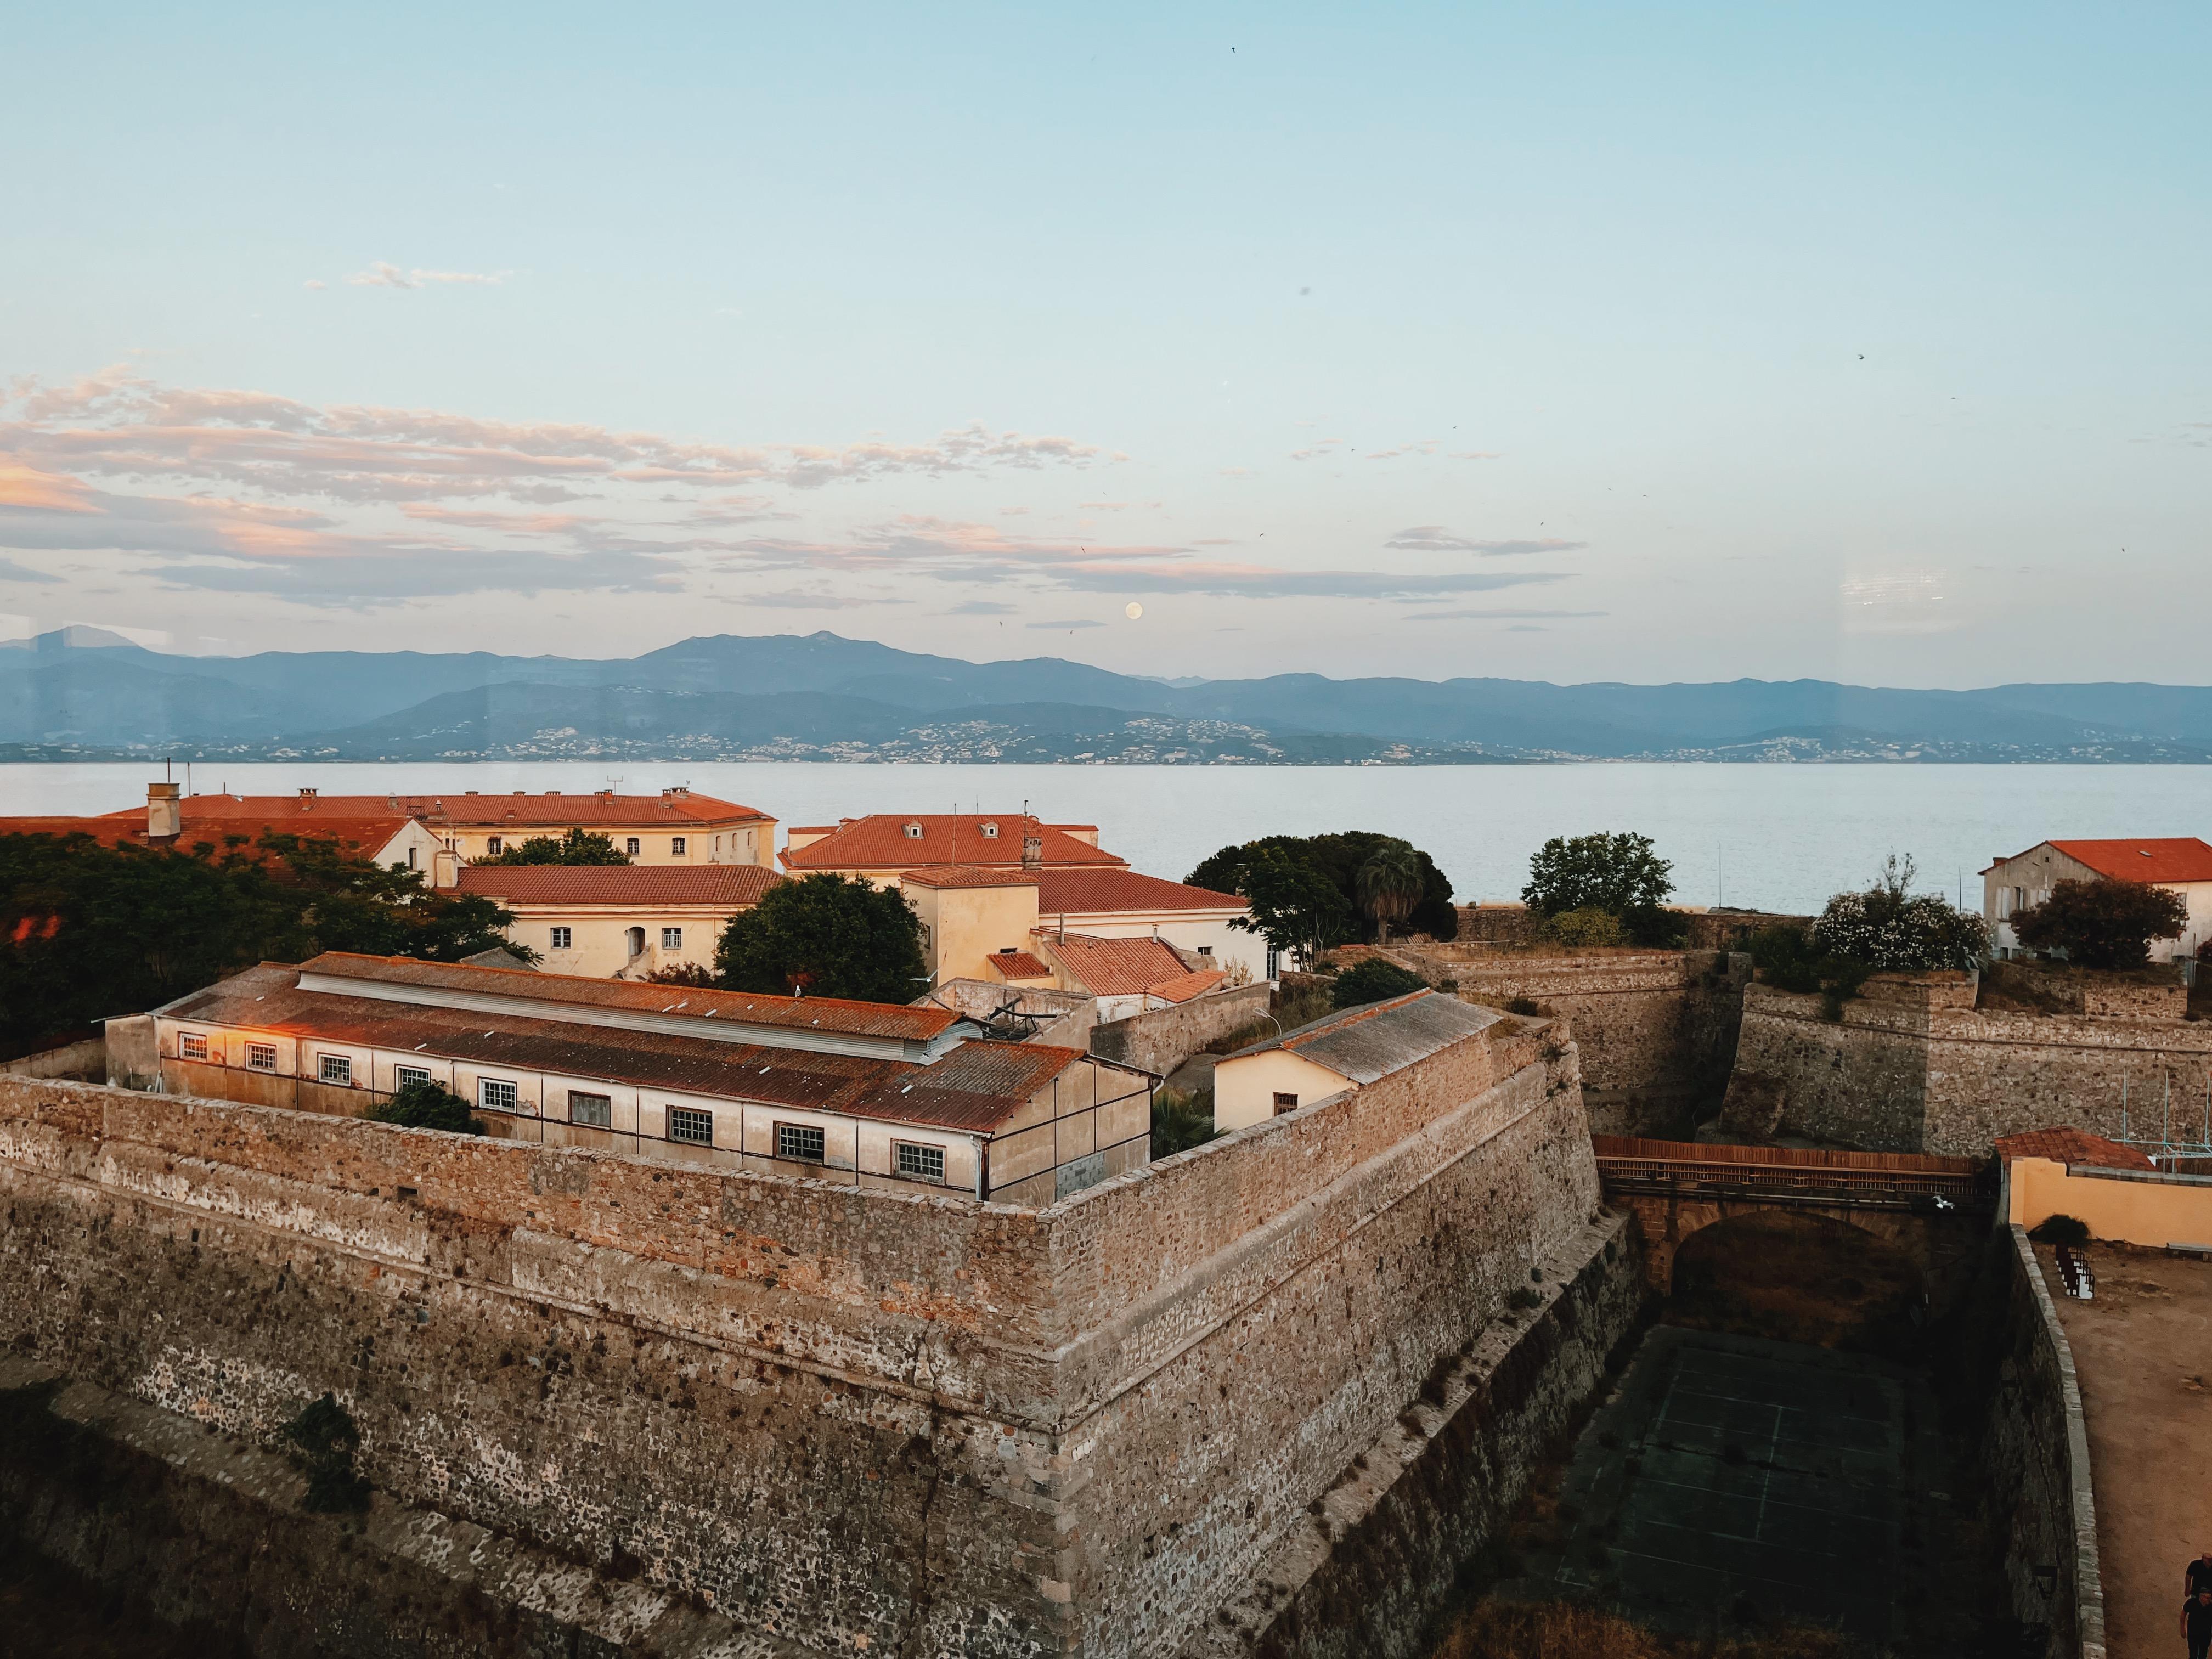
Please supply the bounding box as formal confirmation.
[2,761,2197,917]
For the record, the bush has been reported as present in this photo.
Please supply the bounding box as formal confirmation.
[1331,957,1429,1009]
[365,1079,482,1135]
[1810,854,1986,972]
[1505,995,1541,1015]
[1150,1087,1218,1158]
[284,1392,370,1513]
[2012,877,2190,969]
[1542,906,1626,947]
[2029,1213,2091,1248]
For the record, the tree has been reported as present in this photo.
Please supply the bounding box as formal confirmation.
[365,1079,483,1135]
[1189,832,1457,949]
[714,873,927,1002]
[2011,877,2188,969]
[1521,832,1674,918]
[474,828,629,866]
[1355,843,1426,947]
[1811,854,1987,972]
[1331,957,1429,1009]
[1542,907,1627,948]
[1229,847,1348,967]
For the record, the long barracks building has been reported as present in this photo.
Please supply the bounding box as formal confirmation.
[117,952,1149,1207]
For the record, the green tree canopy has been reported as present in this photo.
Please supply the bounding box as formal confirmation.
[1519,832,1683,947]
[2010,877,2188,969]
[0,830,522,1060]
[474,828,630,866]
[1331,957,1429,1009]
[713,873,927,1003]
[365,1078,483,1135]
[1186,832,1457,955]
[1355,843,1426,947]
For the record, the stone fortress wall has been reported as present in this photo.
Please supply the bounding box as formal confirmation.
[0,1001,1616,1659]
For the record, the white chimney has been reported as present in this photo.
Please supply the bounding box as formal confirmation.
[147,782,182,841]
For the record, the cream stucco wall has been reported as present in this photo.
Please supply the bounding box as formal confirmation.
[442,809,774,867]
[907,882,1043,984]
[497,905,735,979]
[1038,911,1261,983]
[1213,1049,1355,1132]
[1985,844,2212,961]
[2007,1156,2212,1246]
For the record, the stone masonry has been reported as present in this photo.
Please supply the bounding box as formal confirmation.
[0,1005,1609,1658]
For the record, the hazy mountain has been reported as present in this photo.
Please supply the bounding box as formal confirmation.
[6,628,2209,763]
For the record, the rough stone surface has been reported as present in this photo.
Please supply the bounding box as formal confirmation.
[1734,980,2212,1154]
[0,1003,1610,1659]
[1090,982,1271,1077]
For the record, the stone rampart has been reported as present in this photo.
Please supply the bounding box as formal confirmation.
[0,1008,1613,1658]
[1090,981,1272,1077]
[1734,980,2212,1154]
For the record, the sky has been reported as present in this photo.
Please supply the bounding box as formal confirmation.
[2,3,2206,687]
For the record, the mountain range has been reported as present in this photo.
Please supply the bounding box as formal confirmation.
[7,628,2212,764]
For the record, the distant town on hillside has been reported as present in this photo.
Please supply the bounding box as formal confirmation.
[10,627,2212,764]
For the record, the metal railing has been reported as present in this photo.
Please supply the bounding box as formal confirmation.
[1591,1135,1993,1201]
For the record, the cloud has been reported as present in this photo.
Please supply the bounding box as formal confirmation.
[947,599,1018,614]
[302,279,326,291]
[737,589,878,610]
[1363,441,1439,461]
[1028,619,1105,629]
[346,262,509,289]
[1385,526,1586,556]
[1407,607,1607,622]
[1449,450,1503,461]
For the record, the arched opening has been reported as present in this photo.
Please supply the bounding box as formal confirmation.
[1668,1209,1922,1356]
[624,926,645,958]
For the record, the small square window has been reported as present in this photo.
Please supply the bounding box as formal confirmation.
[319,1054,353,1087]
[394,1064,432,1091]
[178,1032,208,1062]
[1272,1091,1299,1115]
[775,1122,826,1163]
[479,1077,519,1113]
[671,837,686,855]
[625,837,641,857]
[1197,944,1214,956]
[246,1042,278,1073]
[487,836,504,856]
[894,1142,946,1183]
[569,1092,613,1128]
[904,822,922,838]
[550,926,572,950]
[670,1106,714,1145]
[661,927,683,951]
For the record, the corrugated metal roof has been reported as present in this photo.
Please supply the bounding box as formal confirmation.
[1231,991,1500,1085]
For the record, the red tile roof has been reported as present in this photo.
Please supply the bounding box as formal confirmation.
[1042,933,1215,998]
[100,789,770,830]
[2046,838,2212,884]
[0,813,415,860]
[784,815,1125,872]
[900,866,1040,890]
[297,952,957,1043]
[1033,868,1245,916]
[1994,1127,2155,1171]
[455,865,781,907]
[986,950,1052,980]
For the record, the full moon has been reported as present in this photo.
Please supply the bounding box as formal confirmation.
[1125,602,1143,620]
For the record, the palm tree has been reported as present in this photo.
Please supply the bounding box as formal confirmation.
[1355,843,1425,947]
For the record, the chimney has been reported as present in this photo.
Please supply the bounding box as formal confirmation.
[146,782,182,842]
[298,787,317,809]
[1021,834,1043,868]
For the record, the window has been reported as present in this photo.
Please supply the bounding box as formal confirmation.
[569,1091,612,1128]
[981,821,998,838]
[394,1065,432,1091]
[178,1032,208,1062]
[894,1142,946,1183]
[661,927,684,951]
[775,1122,826,1163]
[1197,945,1214,956]
[478,1077,519,1113]
[625,837,641,857]
[550,926,572,950]
[246,1042,278,1073]
[1266,949,1282,979]
[670,1106,714,1145]
[671,837,686,855]
[407,845,418,868]
[319,1054,353,1087]
[904,822,922,839]
[1272,1092,1299,1116]
[487,836,504,855]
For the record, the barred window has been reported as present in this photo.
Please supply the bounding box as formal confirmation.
[1272,1092,1299,1115]
[478,1077,519,1113]
[625,837,641,856]
[670,1106,714,1146]
[178,1032,208,1062]
[569,1092,612,1128]
[394,1065,432,1091]
[661,927,683,951]
[246,1042,278,1073]
[550,926,572,950]
[318,1053,353,1086]
[487,837,504,855]
[775,1122,826,1163]
[894,1142,946,1183]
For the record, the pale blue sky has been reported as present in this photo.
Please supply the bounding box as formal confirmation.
[2,4,2205,684]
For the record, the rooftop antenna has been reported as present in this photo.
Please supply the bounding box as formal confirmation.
[1717,843,1724,909]
[164,756,172,783]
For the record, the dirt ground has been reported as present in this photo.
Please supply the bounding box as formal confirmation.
[2042,1243,2212,1659]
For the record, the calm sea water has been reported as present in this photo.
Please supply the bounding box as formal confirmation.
[0,761,2195,917]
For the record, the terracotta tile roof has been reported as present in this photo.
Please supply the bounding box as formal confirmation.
[102,789,770,830]
[2045,838,2212,884]
[783,815,1126,872]
[1042,933,1204,998]
[455,864,781,907]
[0,813,415,860]
[296,952,957,1043]
[900,866,1040,890]
[1144,967,1229,1004]
[986,951,1052,979]
[165,964,1084,1134]
[1032,868,1245,916]
[1994,1127,2155,1171]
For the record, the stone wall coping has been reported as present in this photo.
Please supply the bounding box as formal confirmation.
[2055,1164,2212,1190]
[2010,1223,2109,1659]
